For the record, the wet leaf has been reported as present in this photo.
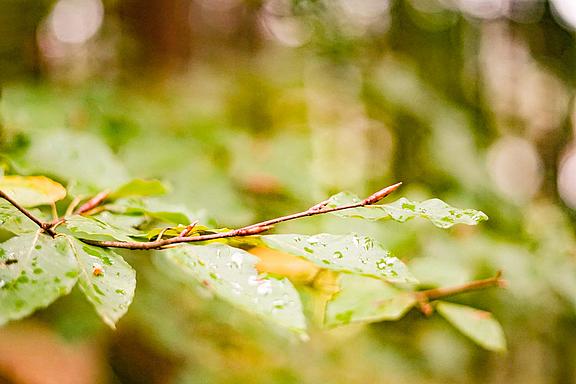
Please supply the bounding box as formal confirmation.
[0,200,39,234]
[0,175,66,207]
[436,301,506,352]
[327,192,488,228]
[110,179,168,199]
[324,274,416,327]
[251,246,320,285]
[63,215,144,242]
[261,234,416,283]
[0,233,78,325]
[164,243,307,333]
[64,236,136,328]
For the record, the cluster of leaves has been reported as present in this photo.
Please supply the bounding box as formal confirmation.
[0,174,505,350]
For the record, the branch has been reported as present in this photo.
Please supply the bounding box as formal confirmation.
[414,272,506,316]
[75,189,111,215]
[0,182,401,250]
[82,182,403,250]
[0,190,57,237]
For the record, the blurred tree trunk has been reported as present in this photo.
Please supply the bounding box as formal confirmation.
[0,0,49,83]
[118,0,194,74]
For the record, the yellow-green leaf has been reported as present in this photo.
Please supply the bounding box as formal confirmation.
[0,175,66,207]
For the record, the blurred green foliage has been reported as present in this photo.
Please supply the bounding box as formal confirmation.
[1,0,576,383]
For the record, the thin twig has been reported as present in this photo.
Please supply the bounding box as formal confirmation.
[82,182,402,250]
[0,190,57,237]
[242,182,402,230]
[65,196,82,217]
[179,221,199,237]
[82,224,275,250]
[0,182,402,250]
[155,227,170,241]
[49,190,110,230]
[414,272,506,315]
[75,189,111,215]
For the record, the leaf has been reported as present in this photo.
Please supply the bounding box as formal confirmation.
[324,274,416,327]
[0,175,66,207]
[0,200,39,234]
[146,224,212,240]
[251,246,320,285]
[110,179,168,199]
[64,236,136,328]
[19,131,129,190]
[436,301,506,352]
[64,215,144,242]
[165,243,307,333]
[107,198,191,225]
[327,192,488,228]
[0,233,79,325]
[261,234,416,283]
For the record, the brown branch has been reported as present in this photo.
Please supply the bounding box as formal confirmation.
[0,190,57,237]
[82,224,275,250]
[414,272,506,316]
[0,182,401,250]
[81,182,403,250]
[75,190,111,215]
[242,182,402,231]
[49,189,110,230]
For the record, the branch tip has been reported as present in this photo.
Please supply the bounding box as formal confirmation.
[363,182,402,205]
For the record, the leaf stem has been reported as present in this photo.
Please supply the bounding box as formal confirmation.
[414,272,506,315]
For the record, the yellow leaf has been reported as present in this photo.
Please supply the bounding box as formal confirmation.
[251,247,320,285]
[0,176,67,207]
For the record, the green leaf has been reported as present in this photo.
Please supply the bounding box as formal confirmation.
[261,234,416,283]
[0,200,39,234]
[110,179,168,199]
[129,209,190,226]
[92,211,147,237]
[19,131,129,190]
[64,215,144,242]
[327,192,488,228]
[0,175,67,207]
[0,233,78,325]
[165,243,307,333]
[106,198,191,225]
[436,301,506,352]
[64,236,136,328]
[324,274,416,327]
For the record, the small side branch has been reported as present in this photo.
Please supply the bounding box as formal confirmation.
[0,190,57,237]
[75,190,111,215]
[414,272,506,316]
